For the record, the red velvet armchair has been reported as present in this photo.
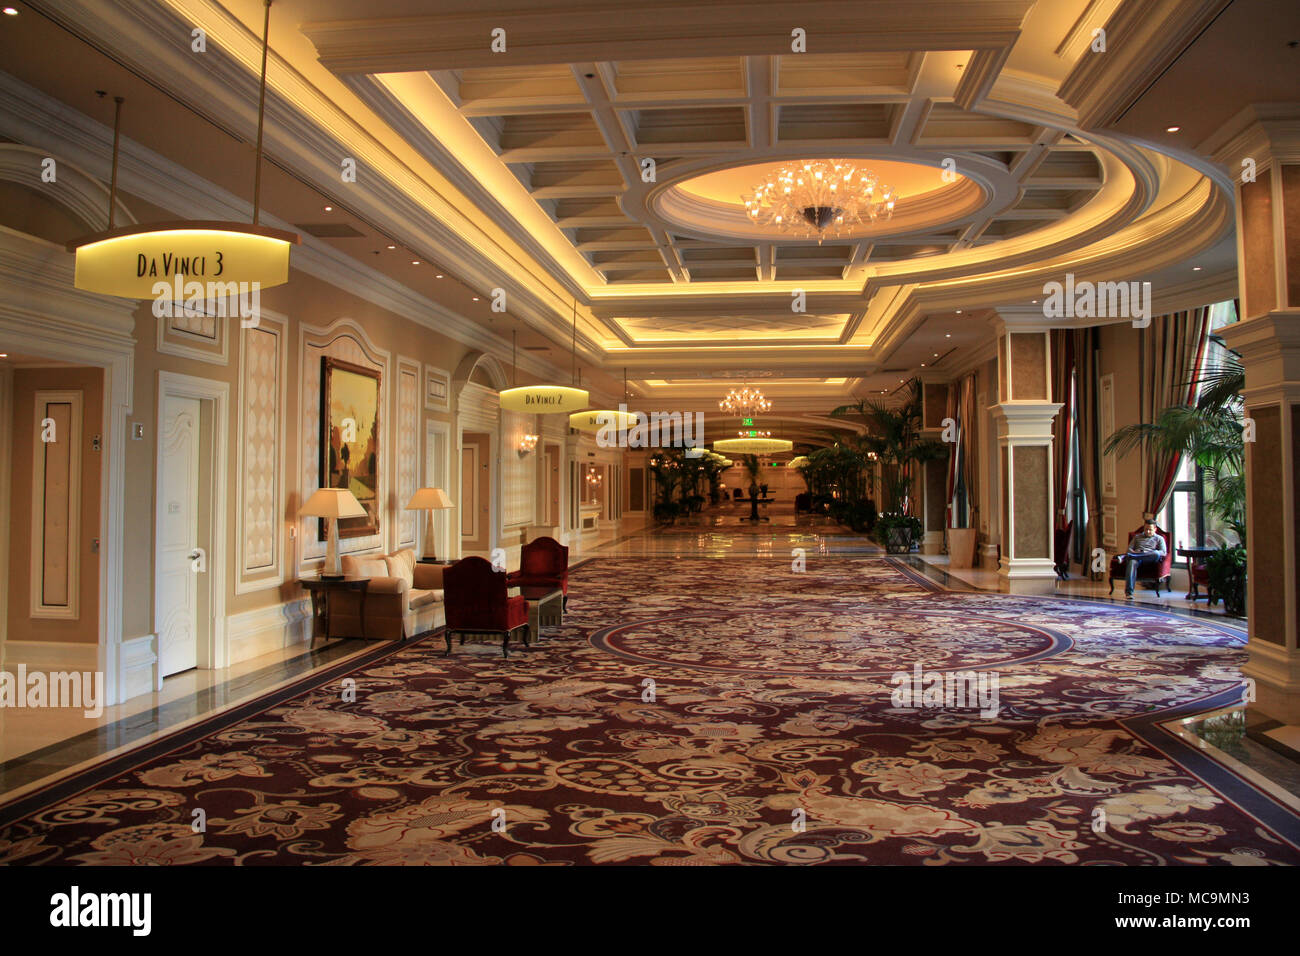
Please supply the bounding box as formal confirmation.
[1108,524,1173,595]
[506,536,570,610]
[444,556,529,658]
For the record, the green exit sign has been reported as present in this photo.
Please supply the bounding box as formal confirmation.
[742,418,754,426]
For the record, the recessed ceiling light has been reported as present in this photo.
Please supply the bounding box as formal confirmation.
[955,309,962,314]
[2,7,17,15]
[0,352,8,358]
[435,274,444,279]
[1032,299,1038,304]
[945,333,951,338]
[386,244,395,250]
[1192,265,1202,271]
[472,296,479,301]
[920,363,926,367]
[323,205,333,212]
[411,260,420,265]
[1166,125,1180,133]
[934,353,939,357]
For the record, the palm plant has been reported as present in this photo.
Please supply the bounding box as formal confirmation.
[831,378,945,514]
[1104,356,1246,542]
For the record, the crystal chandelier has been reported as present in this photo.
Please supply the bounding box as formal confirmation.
[719,385,771,417]
[743,160,896,242]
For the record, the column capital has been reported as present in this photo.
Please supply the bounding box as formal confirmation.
[989,306,1056,336]
[1207,104,1300,173]
[991,401,1063,441]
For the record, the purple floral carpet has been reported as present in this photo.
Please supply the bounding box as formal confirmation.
[1,557,1295,865]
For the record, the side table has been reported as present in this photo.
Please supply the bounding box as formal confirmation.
[299,576,370,644]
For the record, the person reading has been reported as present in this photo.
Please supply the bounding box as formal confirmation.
[1119,519,1166,597]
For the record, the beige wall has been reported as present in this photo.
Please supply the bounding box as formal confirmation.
[6,365,103,644]
[0,174,560,661]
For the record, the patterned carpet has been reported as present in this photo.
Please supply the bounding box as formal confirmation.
[2,557,1297,865]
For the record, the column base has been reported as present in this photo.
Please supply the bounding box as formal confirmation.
[921,530,944,555]
[1242,640,1300,725]
[980,543,1000,571]
[997,558,1058,594]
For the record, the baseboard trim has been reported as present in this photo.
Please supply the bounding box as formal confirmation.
[227,599,313,666]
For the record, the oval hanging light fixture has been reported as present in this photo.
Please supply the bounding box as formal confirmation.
[67,0,299,298]
[501,298,590,413]
[569,365,642,433]
[712,437,793,455]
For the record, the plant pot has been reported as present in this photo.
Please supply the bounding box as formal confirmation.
[947,528,977,568]
[886,526,913,554]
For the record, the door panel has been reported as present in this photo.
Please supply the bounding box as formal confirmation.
[157,395,200,676]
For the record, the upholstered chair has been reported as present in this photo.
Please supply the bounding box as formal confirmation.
[506,536,571,610]
[444,556,529,658]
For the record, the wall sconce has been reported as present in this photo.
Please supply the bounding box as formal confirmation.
[518,433,539,456]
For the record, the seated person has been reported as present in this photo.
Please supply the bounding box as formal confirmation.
[1117,519,1167,597]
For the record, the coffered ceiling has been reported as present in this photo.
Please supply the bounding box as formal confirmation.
[7,0,1267,420]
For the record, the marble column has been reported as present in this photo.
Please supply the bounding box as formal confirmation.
[1216,106,1300,722]
[991,312,1062,593]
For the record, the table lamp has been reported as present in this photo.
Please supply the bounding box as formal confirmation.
[301,487,366,579]
[405,487,454,563]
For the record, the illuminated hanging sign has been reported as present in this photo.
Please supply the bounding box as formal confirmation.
[500,385,589,414]
[66,221,299,299]
[569,409,644,433]
[742,418,754,426]
[712,437,794,455]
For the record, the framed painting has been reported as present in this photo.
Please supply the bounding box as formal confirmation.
[320,356,381,539]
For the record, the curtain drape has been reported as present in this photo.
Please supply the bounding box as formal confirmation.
[1077,327,1101,562]
[959,372,978,527]
[943,372,979,529]
[1050,330,1075,530]
[1141,307,1212,517]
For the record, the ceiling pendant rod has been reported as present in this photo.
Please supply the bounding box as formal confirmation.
[571,299,578,386]
[252,0,272,225]
[107,95,124,229]
[511,328,518,387]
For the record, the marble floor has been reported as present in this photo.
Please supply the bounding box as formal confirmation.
[3,509,1294,810]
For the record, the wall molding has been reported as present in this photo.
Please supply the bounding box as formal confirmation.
[235,310,290,595]
[226,599,313,667]
[0,48,575,383]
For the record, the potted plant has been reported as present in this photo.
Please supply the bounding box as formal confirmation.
[1206,544,1246,616]
[876,513,923,553]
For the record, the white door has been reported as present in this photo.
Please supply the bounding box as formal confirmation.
[157,395,201,676]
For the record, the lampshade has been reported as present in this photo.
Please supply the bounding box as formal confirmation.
[300,487,367,519]
[406,487,454,510]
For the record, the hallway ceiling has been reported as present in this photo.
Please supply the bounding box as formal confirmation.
[6,0,1268,421]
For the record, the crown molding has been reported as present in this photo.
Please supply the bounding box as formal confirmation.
[0,69,571,383]
[25,0,603,370]
[302,1,1036,74]
[1057,0,1232,130]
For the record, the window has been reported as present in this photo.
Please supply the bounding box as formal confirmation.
[1163,454,1204,566]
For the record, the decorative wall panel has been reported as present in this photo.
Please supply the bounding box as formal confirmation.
[396,357,420,548]
[502,409,535,529]
[30,389,82,619]
[236,315,286,592]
